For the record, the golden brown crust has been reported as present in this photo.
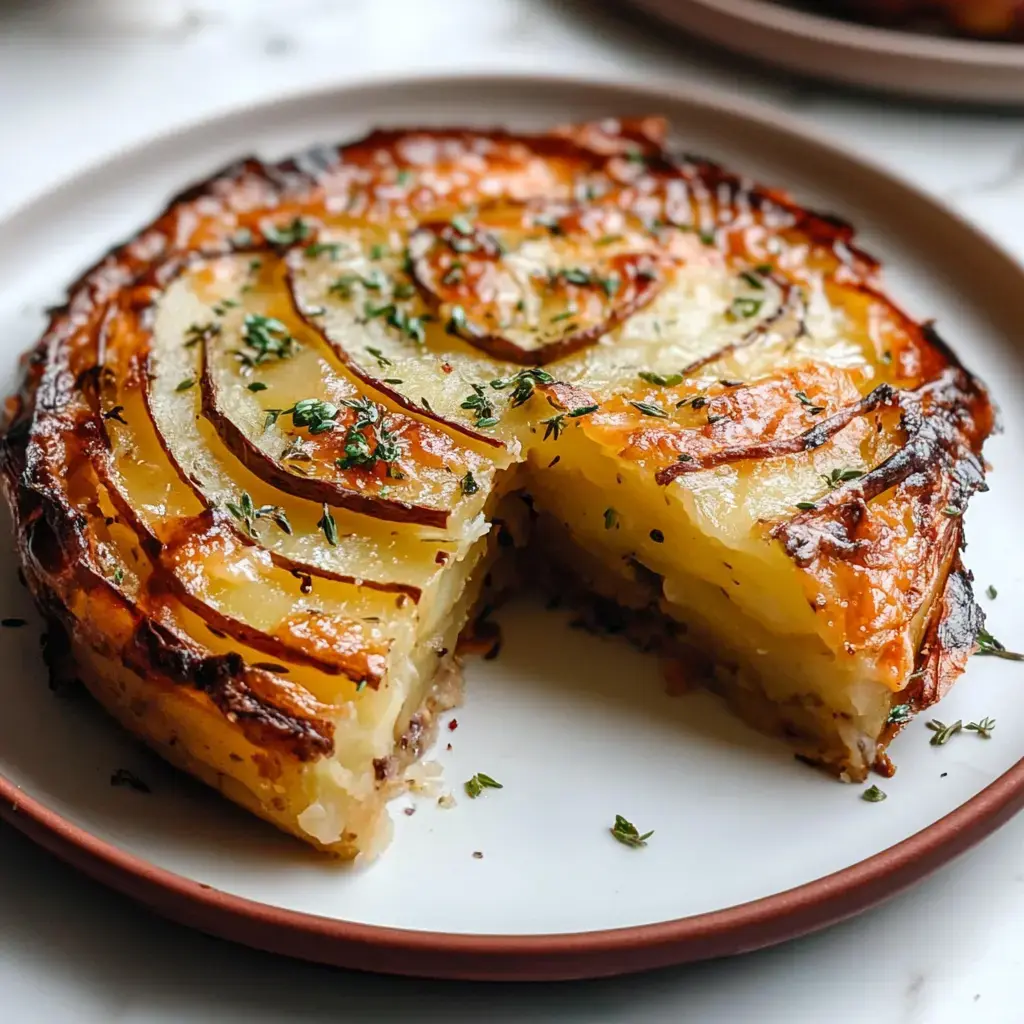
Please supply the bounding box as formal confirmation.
[0,117,998,837]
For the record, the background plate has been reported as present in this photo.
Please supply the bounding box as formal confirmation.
[0,73,1022,981]
[625,0,1024,104]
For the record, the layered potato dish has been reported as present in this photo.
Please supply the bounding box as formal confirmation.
[0,118,994,856]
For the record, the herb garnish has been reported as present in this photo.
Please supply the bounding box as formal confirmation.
[491,368,554,407]
[541,414,565,441]
[986,585,998,600]
[366,346,392,368]
[460,471,480,496]
[821,467,863,490]
[102,406,127,424]
[727,296,764,321]
[447,304,468,336]
[861,785,887,803]
[450,214,474,236]
[740,270,766,290]
[795,501,817,511]
[236,314,299,368]
[461,384,498,428]
[263,217,312,247]
[927,719,962,746]
[630,400,669,418]
[609,814,653,848]
[184,321,221,348]
[639,371,683,388]
[975,627,1024,661]
[604,508,618,530]
[795,390,825,415]
[247,382,268,392]
[317,504,339,546]
[225,491,292,537]
[175,378,196,392]
[303,241,343,259]
[965,717,996,739]
[887,704,912,725]
[464,773,503,799]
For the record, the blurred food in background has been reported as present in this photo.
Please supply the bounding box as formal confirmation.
[827,0,1024,40]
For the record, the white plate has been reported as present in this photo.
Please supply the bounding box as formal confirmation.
[0,73,1022,980]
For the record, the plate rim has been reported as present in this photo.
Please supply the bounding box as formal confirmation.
[1,69,1022,981]
[625,0,1024,102]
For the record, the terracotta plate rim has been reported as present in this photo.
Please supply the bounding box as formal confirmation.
[625,0,1024,103]
[1,70,1023,981]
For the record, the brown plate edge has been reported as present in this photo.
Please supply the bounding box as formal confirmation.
[1,70,1023,980]
[625,0,1024,104]
[2,759,1023,980]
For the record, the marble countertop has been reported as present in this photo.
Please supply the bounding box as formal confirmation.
[2,1,1023,1020]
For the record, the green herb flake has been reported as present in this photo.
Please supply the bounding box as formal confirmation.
[975,628,1024,661]
[926,719,962,746]
[263,217,312,247]
[317,504,339,547]
[450,214,474,237]
[887,704,912,725]
[460,471,480,497]
[247,382,268,392]
[550,307,577,324]
[464,772,503,799]
[965,717,996,739]
[986,585,998,600]
[369,242,389,261]
[639,371,683,388]
[821,467,864,490]
[941,505,962,518]
[225,491,291,538]
[630,400,669,419]
[603,508,618,530]
[541,413,565,441]
[609,814,653,848]
[175,378,196,392]
[795,501,817,511]
[304,241,343,259]
[727,296,764,321]
[794,391,825,415]
[861,785,887,803]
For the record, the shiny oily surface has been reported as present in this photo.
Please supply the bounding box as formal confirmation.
[0,77,1021,975]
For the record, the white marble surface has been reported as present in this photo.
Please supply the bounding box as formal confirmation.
[1,1,1023,1020]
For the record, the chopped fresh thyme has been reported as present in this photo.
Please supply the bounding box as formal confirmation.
[975,627,1024,661]
[542,413,565,441]
[794,390,825,415]
[102,405,127,424]
[461,384,497,427]
[235,314,299,368]
[442,264,465,286]
[447,304,468,336]
[212,298,240,317]
[110,567,125,586]
[317,504,339,546]
[795,501,817,511]
[303,241,343,259]
[887,704,912,725]
[569,403,599,417]
[630,400,669,418]
[821,467,864,490]
[609,814,653,848]
[464,772,502,799]
[175,378,196,392]
[290,398,340,434]
[247,382,268,392]
[861,785,887,803]
[649,529,665,544]
[366,346,392,368]
[727,296,764,321]
[941,505,962,518]
[739,269,766,290]
[263,216,312,247]
[604,508,618,530]
[460,471,480,497]
[965,717,996,739]
[550,307,577,323]
[184,321,221,347]
[491,368,554,407]
[450,214,474,236]
[225,491,292,538]
[639,371,683,387]
[369,242,389,261]
[926,719,962,746]
[986,585,998,600]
